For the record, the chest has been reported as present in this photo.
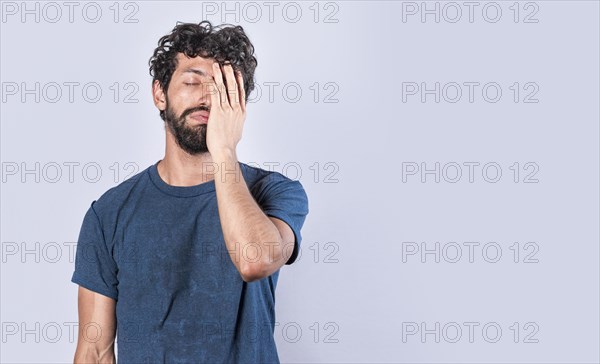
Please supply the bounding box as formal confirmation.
[111,196,242,295]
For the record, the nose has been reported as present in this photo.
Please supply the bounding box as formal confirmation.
[195,94,211,110]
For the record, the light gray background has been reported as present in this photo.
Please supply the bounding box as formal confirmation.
[1,1,599,362]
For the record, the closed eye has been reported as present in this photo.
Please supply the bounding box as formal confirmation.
[184,82,200,86]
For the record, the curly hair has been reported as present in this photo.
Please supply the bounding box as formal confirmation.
[149,21,258,120]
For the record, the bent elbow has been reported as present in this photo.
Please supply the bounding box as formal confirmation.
[239,262,268,283]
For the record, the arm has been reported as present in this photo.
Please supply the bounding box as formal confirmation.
[74,286,117,363]
[213,150,296,282]
[206,62,294,282]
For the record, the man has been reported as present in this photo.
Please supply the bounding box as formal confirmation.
[71,20,309,363]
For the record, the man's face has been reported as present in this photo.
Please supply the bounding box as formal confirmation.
[161,53,217,155]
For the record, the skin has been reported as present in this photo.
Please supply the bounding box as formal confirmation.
[74,53,296,362]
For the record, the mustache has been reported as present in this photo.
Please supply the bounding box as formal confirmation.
[180,105,210,120]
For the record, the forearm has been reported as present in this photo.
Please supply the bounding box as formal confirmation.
[74,287,117,364]
[212,150,285,281]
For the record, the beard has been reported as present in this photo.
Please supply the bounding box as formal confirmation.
[164,100,209,155]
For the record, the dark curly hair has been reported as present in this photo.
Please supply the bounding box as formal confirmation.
[149,21,258,120]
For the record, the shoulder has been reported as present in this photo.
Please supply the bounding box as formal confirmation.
[241,162,304,191]
[89,164,152,218]
[240,162,308,205]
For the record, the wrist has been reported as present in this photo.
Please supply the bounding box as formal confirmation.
[211,147,237,164]
[211,148,241,183]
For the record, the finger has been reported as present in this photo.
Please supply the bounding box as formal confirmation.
[212,62,229,107]
[206,71,220,108]
[235,69,246,111]
[222,63,239,108]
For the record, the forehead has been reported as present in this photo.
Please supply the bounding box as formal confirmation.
[174,53,214,77]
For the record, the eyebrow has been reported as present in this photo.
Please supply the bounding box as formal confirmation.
[183,68,211,78]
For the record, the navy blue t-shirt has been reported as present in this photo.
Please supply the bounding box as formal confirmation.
[71,160,309,363]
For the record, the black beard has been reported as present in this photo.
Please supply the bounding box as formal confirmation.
[164,101,209,155]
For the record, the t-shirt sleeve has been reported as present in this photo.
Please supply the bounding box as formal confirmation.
[259,177,309,265]
[71,201,119,301]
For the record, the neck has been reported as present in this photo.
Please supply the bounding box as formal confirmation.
[157,129,217,187]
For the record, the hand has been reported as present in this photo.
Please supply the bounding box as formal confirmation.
[205,62,246,159]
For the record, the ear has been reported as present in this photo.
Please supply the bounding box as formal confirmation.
[152,80,166,112]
